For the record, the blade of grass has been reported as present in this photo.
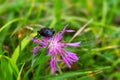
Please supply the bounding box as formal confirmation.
[0,0,24,15]
[101,0,108,25]
[107,0,119,24]
[69,18,93,42]
[0,18,22,32]
[17,63,25,80]
[0,12,14,54]
[54,0,62,28]
[92,45,120,51]
[11,32,36,64]
[0,55,19,79]
[24,0,35,23]
[64,16,119,28]
[40,66,110,79]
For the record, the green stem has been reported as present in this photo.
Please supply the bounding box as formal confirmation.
[56,62,62,74]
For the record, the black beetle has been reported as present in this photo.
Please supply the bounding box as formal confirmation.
[37,28,55,37]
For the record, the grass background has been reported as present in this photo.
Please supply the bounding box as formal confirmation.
[0,0,120,80]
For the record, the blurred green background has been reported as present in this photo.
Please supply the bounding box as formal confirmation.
[0,0,120,80]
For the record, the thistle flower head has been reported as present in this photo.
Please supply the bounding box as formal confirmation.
[31,25,80,74]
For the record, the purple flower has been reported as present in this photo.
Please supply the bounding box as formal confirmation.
[31,25,80,74]
[30,37,50,54]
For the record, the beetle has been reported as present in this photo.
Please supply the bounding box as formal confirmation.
[37,28,55,37]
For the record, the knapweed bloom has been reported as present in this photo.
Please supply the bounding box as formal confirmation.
[31,25,80,74]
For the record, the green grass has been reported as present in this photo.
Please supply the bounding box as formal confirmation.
[0,0,120,80]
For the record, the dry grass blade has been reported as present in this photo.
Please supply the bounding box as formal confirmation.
[92,45,120,51]
[25,24,45,31]
[69,18,93,42]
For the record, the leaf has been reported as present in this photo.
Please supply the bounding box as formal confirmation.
[40,66,110,80]
[11,32,36,64]
[0,18,22,32]
[17,63,25,80]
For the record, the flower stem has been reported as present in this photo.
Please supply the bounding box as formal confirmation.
[56,62,63,74]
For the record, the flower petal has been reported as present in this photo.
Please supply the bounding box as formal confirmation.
[43,37,50,41]
[66,30,75,32]
[61,24,68,34]
[66,51,79,61]
[66,42,81,47]
[32,46,41,54]
[50,57,56,74]
[65,56,75,63]
[30,37,40,43]
[39,37,50,48]
[61,54,71,68]
[54,33,62,41]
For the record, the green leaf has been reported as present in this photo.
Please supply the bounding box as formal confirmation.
[0,18,22,32]
[11,32,36,64]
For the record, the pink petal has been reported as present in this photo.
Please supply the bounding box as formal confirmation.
[43,37,50,41]
[66,30,75,32]
[40,37,50,47]
[50,57,56,74]
[55,47,63,55]
[40,41,48,48]
[66,42,81,47]
[61,24,68,34]
[66,51,79,61]
[66,56,75,63]
[61,54,71,68]
[47,46,56,56]
[54,33,62,41]
[32,46,41,54]
[30,37,40,43]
